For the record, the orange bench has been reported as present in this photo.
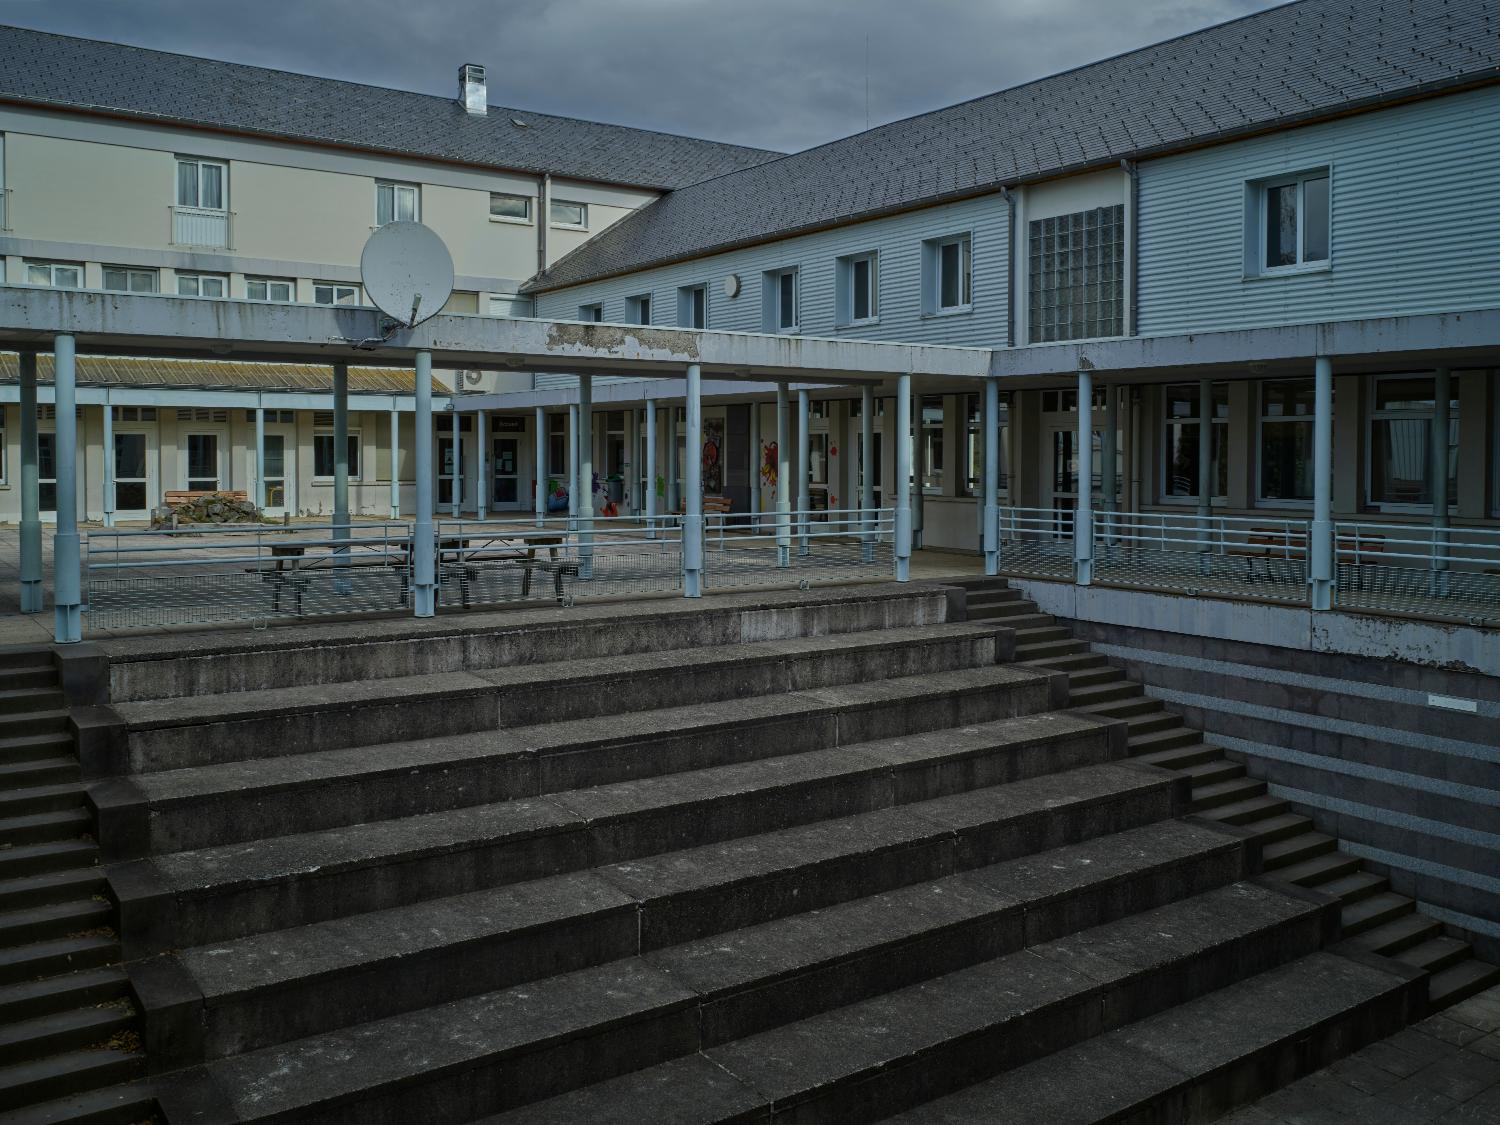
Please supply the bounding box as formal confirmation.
[163,489,250,506]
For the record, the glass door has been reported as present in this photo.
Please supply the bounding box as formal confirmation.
[438,435,465,507]
[38,432,57,514]
[492,436,519,507]
[261,433,290,515]
[855,431,883,510]
[113,432,151,517]
[184,432,221,491]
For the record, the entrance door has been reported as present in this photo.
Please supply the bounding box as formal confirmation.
[492,436,519,507]
[113,432,152,518]
[183,432,223,492]
[438,435,465,508]
[38,432,57,514]
[261,433,291,515]
[855,431,883,509]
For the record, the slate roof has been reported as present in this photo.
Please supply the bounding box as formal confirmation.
[0,354,436,394]
[0,25,780,191]
[526,0,1500,292]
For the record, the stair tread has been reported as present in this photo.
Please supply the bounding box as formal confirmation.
[0,1003,135,1055]
[0,867,106,901]
[1394,936,1472,970]
[0,967,130,1016]
[1192,777,1265,801]
[1268,851,1357,885]
[1340,913,1442,956]
[1245,815,1317,844]
[1201,794,1288,824]
[0,840,97,866]
[1317,871,1388,901]
[0,1081,157,1125]
[0,937,119,981]
[0,1048,142,1100]
[1261,832,1336,863]
[1428,959,1500,1007]
[1341,891,1413,931]
[0,808,91,837]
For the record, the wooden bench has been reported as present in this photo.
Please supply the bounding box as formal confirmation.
[164,489,249,506]
[1227,527,1385,586]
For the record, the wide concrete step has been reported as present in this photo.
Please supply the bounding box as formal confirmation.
[118,742,1166,956]
[201,881,1327,1124]
[878,951,1419,1125]
[113,662,1062,856]
[169,817,1245,1061]
[114,622,1012,774]
[0,1049,142,1114]
[0,966,131,1027]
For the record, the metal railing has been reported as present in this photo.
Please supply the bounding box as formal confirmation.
[85,522,413,630]
[702,507,894,589]
[995,506,1076,580]
[435,515,683,608]
[1092,510,1311,604]
[1334,521,1500,623]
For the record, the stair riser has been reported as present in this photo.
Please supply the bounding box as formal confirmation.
[0,1010,134,1065]
[1190,784,1268,813]
[0,1053,142,1113]
[0,713,70,738]
[0,690,65,714]
[0,670,62,693]
[0,848,96,882]
[0,977,129,1026]
[0,877,107,913]
[0,762,80,790]
[0,812,91,847]
[0,736,76,765]
[0,790,87,820]
[0,941,118,987]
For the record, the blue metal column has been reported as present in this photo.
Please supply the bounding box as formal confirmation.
[895,376,912,582]
[1432,366,1451,596]
[861,385,874,562]
[18,353,42,613]
[578,375,594,579]
[412,350,436,616]
[476,409,488,521]
[1310,356,1334,610]
[776,383,791,567]
[534,406,546,527]
[983,377,1000,575]
[683,365,703,597]
[388,405,400,519]
[52,336,82,643]
[567,403,578,531]
[1075,369,1094,586]
[796,388,811,555]
[644,398,658,538]
[333,362,351,592]
[101,391,115,528]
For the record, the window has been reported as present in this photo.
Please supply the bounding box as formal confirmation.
[1029,205,1124,342]
[489,192,531,222]
[1161,383,1228,500]
[763,268,799,332]
[1367,375,1456,509]
[677,284,708,329]
[920,396,943,493]
[314,283,360,306]
[1255,170,1330,273]
[246,277,293,302]
[627,294,652,325]
[579,303,603,322]
[961,393,1004,497]
[176,158,226,210]
[1258,380,1316,503]
[838,251,879,325]
[177,272,227,298]
[314,433,362,479]
[25,261,82,288]
[376,181,419,226]
[549,198,587,228]
[548,412,566,477]
[924,234,972,315]
[103,267,158,294]
[185,433,220,492]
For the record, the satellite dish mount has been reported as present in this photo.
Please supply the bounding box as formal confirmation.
[360,222,456,331]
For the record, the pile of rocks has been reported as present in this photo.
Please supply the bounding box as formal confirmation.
[152,492,264,529]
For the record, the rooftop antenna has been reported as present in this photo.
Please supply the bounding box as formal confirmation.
[864,34,870,130]
[360,221,455,332]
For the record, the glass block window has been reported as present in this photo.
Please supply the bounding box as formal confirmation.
[1028,204,1125,343]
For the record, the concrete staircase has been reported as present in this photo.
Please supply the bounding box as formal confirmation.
[954,576,1500,1015]
[0,648,153,1124]
[0,585,1442,1122]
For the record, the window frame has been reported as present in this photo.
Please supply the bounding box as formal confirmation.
[762,267,799,333]
[489,192,532,224]
[677,283,708,329]
[177,272,227,298]
[578,303,604,322]
[24,260,83,288]
[245,277,294,303]
[1247,166,1332,278]
[1364,373,1457,513]
[1158,382,1229,504]
[838,250,880,327]
[1254,378,1317,508]
[313,282,361,307]
[102,266,159,294]
[924,233,973,316]
[549,198,588,230]
[313,430,363,482]
[375,180,420,226]
[175,157,227,211]
[627,293,652,325]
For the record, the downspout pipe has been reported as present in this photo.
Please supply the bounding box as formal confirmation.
[1121,159,1140,337]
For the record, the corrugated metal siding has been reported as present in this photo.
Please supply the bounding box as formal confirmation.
[1138,83,1500,336]
[533,373,645,391]
[533,194,1009,353]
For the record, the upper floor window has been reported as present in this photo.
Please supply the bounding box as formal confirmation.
[176,158,226,210]
[627,293,652,325]
[678,284,707,329]
[1367,375,1456,509]
[837,251,879,326]
[579,303,603,322]
[1029,205,1124,343]
[376,181,419,226]
[924,234,972,315]
[550,199,587,229]
[246,277,293,303]
[25,260,82,288]
[103,267,158,294]
[763,268,799,333]
[1255,169,1329,274]
[314,282,360,306]
[177,272,226,298]
[489,192,531,223]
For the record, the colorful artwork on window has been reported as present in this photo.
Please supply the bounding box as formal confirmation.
[702,418,724,494]
[760,440,778,490]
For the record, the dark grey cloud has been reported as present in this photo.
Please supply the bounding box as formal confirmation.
[0,0,1283,153]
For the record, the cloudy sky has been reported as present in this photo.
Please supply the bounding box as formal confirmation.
[0,0,1283,153]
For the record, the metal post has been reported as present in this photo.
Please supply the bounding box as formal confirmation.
[1197,377,1213,568]
[776,383,791,566]
[895,376,913,581]
[476,409,488,521]
[1101,383,1118,551]
[861,385,875,562]
[388,405,400,519]
[1431,366,1451,595]
[333,362,350,592]
[797,388,811,555]
[625,406,638,516]
[1310,356,1334,611]
[255,397,267,511]
[983,378,1000,576]
[666,403,680,515]
[578,375,594,579]
[684,365,704,597]
[911,384,924,550]
[18,353,42,613]
[52,335,81,642]
[644,398,658,538]
[533,406,546,527]
[567,403,579,531]
[749,400,761,532]
[450,405,461,518]
[101,392,115,528]
[1075,369,1094,586]
[412,350,436,616]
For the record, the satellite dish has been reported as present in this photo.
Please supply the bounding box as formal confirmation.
[360,222,455,329]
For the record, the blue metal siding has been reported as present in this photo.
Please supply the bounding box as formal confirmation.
[534,194,1009,349]
[1138,84,1500,336]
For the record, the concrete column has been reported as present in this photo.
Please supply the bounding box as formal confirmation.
[101,393,115,528]
[684,365,704,597]
[797,388,811,555]
[983,378,1000,575]
[567,403,578,530]
[861,385,875,560]
[911,385,924,549]
[1075,369,1094,586]
[749,400,761,532]
[1310,356,1334,611]
[895,375,913,581]
[1432,366,1451,588]
[18,353,41,613]
[644,399,658,537]
[332,363,350,590]
[666,404,680,514]
[412,350,436,616]
[476,409,488,521]
[776,383,791,566]
[578,376,594,578]
[450,407,461,518]
[1101,383,1118,547]
[534,406,546,526]
[52,335,82,642]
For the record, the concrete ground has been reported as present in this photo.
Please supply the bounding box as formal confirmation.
[1225,985,1500,1125]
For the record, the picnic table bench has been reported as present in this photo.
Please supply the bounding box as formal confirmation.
[251,536,412,615]
[438,530,577,606]
[1227,526,1386,586]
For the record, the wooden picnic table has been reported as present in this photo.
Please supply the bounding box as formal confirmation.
[437,530,575,606]
[255,536,411,614]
